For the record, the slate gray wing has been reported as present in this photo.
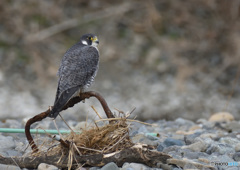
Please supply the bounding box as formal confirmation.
[49,45,99,118]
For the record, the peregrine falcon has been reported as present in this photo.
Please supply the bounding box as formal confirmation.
[49,33,100,118]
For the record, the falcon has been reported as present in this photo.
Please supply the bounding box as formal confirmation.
[49,33,100,118]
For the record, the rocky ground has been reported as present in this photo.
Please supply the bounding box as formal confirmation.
[0,112,239,169]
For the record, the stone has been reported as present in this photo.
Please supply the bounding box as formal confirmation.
[38,163,58,170]
[219,137,240,147]
[233,152,240,161]
[138,126,149,133]
[189,125,202,131]
[131,134,158,146]
[101,162,119,170]
[206,143,234,155]
[234,143,240,151]
[182,140,208,152]
[175,118,194,126]
[0,164,20,170]
[168,151,182,159]
[163,138,185,147]
[200,133,218,139]
[121,162,152,170]
[5,119,22,129]
[184,132,202,145]
[163,145,181,153]
[183,150,200,159]
[209,112,234,122]
[198,158,210,164]
[222,121,240,132]
[6,150,22,156]
[176,130,195,135]
[0,136,15,150]
[89,167,100,170]
[167,158,215,170]
[157,143,164,152]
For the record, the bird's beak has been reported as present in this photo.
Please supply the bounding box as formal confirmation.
[93,36,99,44]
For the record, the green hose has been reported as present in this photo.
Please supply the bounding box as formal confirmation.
[0,128,77,134]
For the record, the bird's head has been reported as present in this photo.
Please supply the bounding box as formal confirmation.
[80,33,99,47]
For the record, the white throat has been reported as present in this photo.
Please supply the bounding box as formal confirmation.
[91,42,98,48]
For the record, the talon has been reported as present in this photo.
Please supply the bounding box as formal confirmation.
[49,106,53,111]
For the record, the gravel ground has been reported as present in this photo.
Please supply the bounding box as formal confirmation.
[0,112,239,170]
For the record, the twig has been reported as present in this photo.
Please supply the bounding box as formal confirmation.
[59,114,74,133]
[77,146,102,153]
[91,106,102,119]
[125,107,136,118]
[95,118,156,126]
[104,133,128,152]
[114,108,125,114]
[53,119,63,139]
[73,143,82,156]
[10,157,20,169]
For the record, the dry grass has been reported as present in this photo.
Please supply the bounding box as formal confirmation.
[64,119,133,155]
[30,117,134,169]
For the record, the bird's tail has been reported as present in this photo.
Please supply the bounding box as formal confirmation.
[49,86,80,118]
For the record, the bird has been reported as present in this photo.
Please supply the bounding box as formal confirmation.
[49,33,100,119]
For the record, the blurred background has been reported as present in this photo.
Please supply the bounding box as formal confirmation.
[0,0,239,121]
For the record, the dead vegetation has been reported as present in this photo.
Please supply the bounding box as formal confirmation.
[29,118,134,169]
[48,119,133,155]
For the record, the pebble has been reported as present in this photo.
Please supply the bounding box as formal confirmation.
[206,143,235,155]
[0,164,21,170]
[38,163,58,170]
[209,112,234,122]
[157,143,164,152]
[199,133,218,139]
[89,167,100,170]
[182,140,208,152]
[121,163,153,170]
[131,134,158,146]
[234,143,240,151]
[184,132,202,145]
[221,121,240,132]
[101,162,119,170]
[0,136,15,154]
[163,138,185,147]
[219,137,240,147]
[233,152,240,161]
[182,150,200,159]
[175,118,194,126]
[5,119,22,129]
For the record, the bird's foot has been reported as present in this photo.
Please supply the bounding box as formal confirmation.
[49,106,53,111]
[79,93,85,103]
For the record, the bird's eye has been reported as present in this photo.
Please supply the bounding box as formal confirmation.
[88,37,93,40]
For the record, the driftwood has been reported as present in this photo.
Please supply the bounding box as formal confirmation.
[25,91,115,152]
[0,144,171,169]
